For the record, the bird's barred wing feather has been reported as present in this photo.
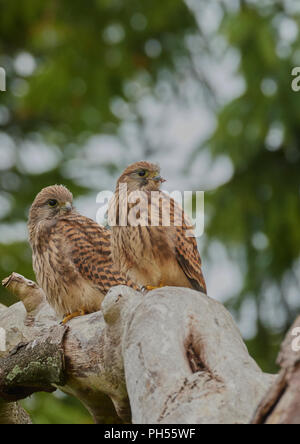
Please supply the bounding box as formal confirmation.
[172,197,207,294]
[151,192,207,294]
[175,227,207,294]
[56,214,139,293]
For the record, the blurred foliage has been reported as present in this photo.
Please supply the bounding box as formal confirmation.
[21,392,93,424]
[0,0,299,424]
[206,0,300,373]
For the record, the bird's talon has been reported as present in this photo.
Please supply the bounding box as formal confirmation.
[145,283,165,291]
[61,309,86,324]
[146,285,156,291]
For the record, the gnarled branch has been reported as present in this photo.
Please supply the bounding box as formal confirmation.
[0,273,276,424]
[0,399,32,425]
[252,316,300,424]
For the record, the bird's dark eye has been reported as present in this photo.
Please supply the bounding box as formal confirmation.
[138,170,147,177]
[48,199,58,208]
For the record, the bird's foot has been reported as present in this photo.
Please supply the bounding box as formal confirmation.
[145,283,165,291]
[61,309,86,325]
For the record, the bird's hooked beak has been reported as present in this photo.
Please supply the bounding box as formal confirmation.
[153,176,166,183]
[61,202,72,212]
[150,172,166,183]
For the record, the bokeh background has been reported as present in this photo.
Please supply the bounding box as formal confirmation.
[0,0,300,424]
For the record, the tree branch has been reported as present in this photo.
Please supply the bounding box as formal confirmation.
[0,399,32,424]
[252,316,300,424]
[0,273,276,424]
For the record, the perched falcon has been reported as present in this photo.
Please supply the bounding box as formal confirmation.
[28,185,139,323]
[109,161,207,294]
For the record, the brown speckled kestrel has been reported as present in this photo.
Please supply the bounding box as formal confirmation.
[28,185,139,323]
[109,161,207,294]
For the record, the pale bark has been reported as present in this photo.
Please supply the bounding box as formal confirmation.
[0,400,32,424]
[0,273,276,424]
[252,316,300,424]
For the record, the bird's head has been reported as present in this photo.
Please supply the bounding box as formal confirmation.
[117,161,166,192]
[28,185,74,230]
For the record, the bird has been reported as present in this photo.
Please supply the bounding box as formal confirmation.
[28,185,139,323]
[108,161,207,294]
